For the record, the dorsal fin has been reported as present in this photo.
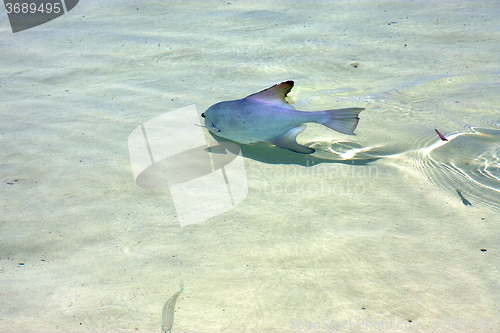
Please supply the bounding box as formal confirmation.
[244,81,294,106]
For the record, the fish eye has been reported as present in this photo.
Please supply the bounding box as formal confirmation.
[201,113,205,118]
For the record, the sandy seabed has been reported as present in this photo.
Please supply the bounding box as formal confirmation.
[1,1,499,332]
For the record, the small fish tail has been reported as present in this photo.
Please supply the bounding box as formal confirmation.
[318,108,364,135]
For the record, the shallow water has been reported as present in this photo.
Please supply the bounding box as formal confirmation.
[1,1,499,332]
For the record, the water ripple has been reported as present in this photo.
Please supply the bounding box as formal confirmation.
[414,127,500,209]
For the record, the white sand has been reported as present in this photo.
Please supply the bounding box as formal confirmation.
[1,1,499,332]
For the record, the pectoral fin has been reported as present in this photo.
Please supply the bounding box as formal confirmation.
[268,126,315,154]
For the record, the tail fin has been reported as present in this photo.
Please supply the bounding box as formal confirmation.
[320,108,364,135]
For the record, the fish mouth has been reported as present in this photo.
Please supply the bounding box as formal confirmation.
[199,113,219,132]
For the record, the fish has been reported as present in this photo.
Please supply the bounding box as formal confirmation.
[201,81,364,154]
[435,128,448,141]
[456,189,472,206]
[161,283,184,333]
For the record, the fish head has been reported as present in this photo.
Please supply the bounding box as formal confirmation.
[201,103,222,134]
[201,102,232,135]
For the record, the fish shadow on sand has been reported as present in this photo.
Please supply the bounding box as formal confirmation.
[207,134,380,167]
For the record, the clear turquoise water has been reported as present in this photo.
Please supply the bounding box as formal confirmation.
[1,1,499,332]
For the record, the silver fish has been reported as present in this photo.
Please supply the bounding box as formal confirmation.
[201,81,364,154]
[161,283,183,333]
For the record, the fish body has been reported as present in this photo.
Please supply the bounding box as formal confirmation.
[201,81,364,154]
[161,283,183,333]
